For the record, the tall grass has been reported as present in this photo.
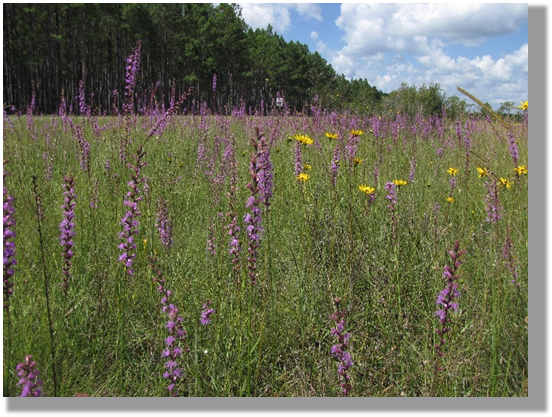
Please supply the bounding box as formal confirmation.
[3,103,528,396]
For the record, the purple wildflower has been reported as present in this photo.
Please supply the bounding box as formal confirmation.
[484,179,502,224]
[207,222,217,257]
[16,355,43,397]
[3,165,16,310]
[330,298,353,396]
[345,132,361,166]
[244,128,267,285]
[434,241,466,371]
[149,256,188,397]
[212,73,217,92]
[123,40,141,116]
[224,136,242,288]
[200,300,215,325]
[60,175,76,296]
[156,198,173,254]
[256,129,273,211]
[330,145,340,187]
[78,79,87,116]
[90,178,99,209]
[118,146,146,276]
[507,131,519,167]
[385,182,398,246]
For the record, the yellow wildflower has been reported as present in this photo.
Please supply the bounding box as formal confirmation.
[353,157,363,166]
[358,185,375,195]
[477,167,489,177]
[143,239,148,250]
[293,134,314,145]
[447,167,458,176]
[514,165,527,176]
[304,164,312,170]
[325,132,339,139]
[349,129,364,136]
[393,179,407,187]
[446,197,454,203]
[296,173,310,182]
[499,177,513,189]
[518,101,528,111]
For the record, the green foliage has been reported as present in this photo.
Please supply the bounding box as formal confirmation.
[383,82,446,118]
[3,108,528,397]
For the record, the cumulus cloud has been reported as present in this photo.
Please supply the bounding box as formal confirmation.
[295,3,322,21]
[239,3,292,33]
[329,3,527,106]
[334,3,527,57]
[239,3,322,33]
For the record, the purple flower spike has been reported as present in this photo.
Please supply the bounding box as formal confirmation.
[434,241,466,371]
[156,198,173,254]
[16,355,43,397]
[200,300,215,325]
[3,165,16,310]
[484,179,502,224]
[330,298,353,396]
[118,146,147,276]
[60,175,76,296]
[149,256,188,397]
[244,128,272,285]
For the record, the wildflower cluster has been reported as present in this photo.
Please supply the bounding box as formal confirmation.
[330,145,340,186]
[200,300,215,325]
[3,165,16,310]
[477,167,489,178]
[149,256,188,396]
[358,185,375,195]
[447,167,458,176]
[296,172,310,182]
[330,298,353,396]
[434,241,466,371]
[518,100,528,111]
[225,136,242,288]
[498,177,513,189]
[118,146,147,276]
[16,355,43,397]
[156,198,173,255]
[122,40,141,116]
[514,165,528,177]
[293,134,314,145]
[385,182,398,246]
[484,179,502,223]
[244,128,272,284]
[60,175,77,295]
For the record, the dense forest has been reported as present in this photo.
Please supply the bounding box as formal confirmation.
[4,3,510,118]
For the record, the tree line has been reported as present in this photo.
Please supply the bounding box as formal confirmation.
[5,3,518,119]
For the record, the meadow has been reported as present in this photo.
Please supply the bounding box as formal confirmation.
[3,98,528,397]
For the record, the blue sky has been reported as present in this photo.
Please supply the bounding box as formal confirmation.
[237,2,528,109]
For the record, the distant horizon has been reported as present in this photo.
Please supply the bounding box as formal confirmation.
[236,2,528,109]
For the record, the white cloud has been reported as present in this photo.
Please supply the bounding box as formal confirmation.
[295,3,322,21]
[239,3,292,33]
[239,3,322,33]
[328,3,528,106]
[334,3,527,57]
[310,31,318,41]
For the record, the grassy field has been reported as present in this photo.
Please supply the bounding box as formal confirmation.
[3,107,528,397]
